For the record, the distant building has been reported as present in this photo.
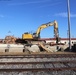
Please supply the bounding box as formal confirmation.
[0,38,76,45]
[40,38,76,45]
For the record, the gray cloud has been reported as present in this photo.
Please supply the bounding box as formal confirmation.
[55,12,76,18]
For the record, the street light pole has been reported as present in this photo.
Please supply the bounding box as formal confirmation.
[67,0,71,51]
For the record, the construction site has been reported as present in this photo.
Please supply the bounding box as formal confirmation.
[0,20,75,53]
[0,20,76,75]
[0,0,76,75]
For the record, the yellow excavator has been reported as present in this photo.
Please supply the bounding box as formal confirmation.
[21,20,59,44]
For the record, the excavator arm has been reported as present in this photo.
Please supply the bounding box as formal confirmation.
[34,20,59,43]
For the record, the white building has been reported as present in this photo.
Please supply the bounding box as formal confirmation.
[40,38,76,45]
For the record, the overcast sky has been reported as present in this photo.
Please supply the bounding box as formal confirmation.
[0,0,76,38]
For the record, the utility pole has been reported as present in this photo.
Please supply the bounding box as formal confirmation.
[67,0,71,51]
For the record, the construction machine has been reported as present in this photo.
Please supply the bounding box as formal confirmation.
[16,20,60,44]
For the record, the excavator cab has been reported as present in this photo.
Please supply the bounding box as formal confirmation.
[22,32,33,39]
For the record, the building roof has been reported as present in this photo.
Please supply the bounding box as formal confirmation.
[39,38,76,40]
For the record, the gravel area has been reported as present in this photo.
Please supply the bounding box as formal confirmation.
[0,63,75,69]
[0,71,76,75]
[0,57,76,62]
[0,57,75,75]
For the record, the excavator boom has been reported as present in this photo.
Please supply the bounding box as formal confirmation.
[35,20,59,43]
